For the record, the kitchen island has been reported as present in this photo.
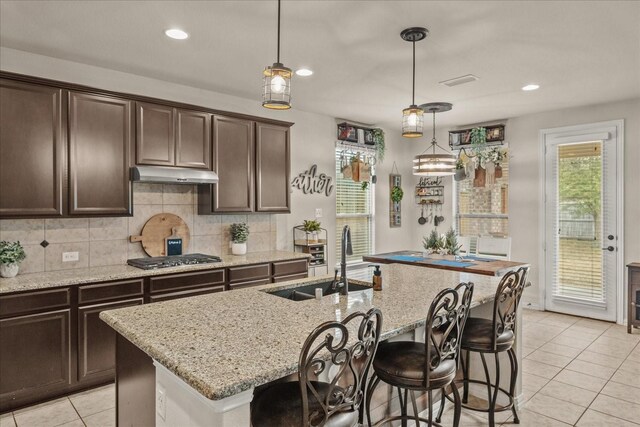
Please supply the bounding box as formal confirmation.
[101,262,526,426]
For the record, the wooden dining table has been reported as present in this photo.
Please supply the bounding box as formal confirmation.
[363,250,529,277]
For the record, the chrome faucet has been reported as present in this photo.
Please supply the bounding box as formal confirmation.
[338,225,353,295]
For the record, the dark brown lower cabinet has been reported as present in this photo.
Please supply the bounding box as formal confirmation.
[0,309,71,412]
[0,258,306,411]
[78,298,143,384]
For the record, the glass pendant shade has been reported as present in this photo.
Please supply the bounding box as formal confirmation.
[413,152,456,176]
[402,105,424,137]
[262,63,292,109]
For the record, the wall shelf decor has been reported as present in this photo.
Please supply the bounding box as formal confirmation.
[449,124,505,149]
[389,171,402,228]
[293,225,328,275]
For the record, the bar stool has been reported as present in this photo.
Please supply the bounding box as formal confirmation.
[436,267,529,427]
[365,282,474,427]
[250,308,382,427]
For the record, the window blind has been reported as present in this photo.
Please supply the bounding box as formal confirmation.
[550,141,605,303]
[335,149,374,263]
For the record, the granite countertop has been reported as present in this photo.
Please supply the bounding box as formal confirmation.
[100,263,506,401]
[0,251,310,294]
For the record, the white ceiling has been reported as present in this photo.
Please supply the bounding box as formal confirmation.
[1,1,639,130]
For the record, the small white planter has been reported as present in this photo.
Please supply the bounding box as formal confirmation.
[231,242,247,256]
[0,263,20,278]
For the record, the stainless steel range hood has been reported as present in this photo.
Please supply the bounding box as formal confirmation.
[130,166,218,185]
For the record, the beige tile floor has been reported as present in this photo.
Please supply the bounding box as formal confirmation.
[1,309,638,427]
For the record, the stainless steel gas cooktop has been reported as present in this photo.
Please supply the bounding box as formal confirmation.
[127,253,222,270]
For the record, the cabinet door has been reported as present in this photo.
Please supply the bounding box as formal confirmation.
[0,79,65,217]
[176,109,211,169]
[68,92,133,215]
[207,116,254,212]
[255,122,290,212]
[78,298,143,384]
[0,310,71,411]
[136,102,175,166]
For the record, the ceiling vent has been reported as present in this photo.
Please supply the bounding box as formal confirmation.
[439,74,479,87]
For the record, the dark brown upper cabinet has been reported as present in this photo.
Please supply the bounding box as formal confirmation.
[200,116,255,213]
[176,109,211,169]
[68,92,133,216]
[136,102,211,169]
[135,102,175,166]
[199,118,291,214]
[0,79,65,218]
[255,123,290,212]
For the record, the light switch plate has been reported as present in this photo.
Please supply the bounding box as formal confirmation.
[62,252,79,262]
[315,208,323,218]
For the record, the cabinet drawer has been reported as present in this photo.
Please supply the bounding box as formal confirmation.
[79,279,144,305]
[272,259,308,277]
[630,268,640,285]
[273,272,308,283]
[0,289,70,318]
[150,269,225,294]
[228,278,271,290]
[228,263,270,283]
[149,285,225,303]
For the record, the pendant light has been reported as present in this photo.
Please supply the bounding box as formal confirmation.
[401,27,428,138]
[262,0,291,110]
[413,102,456,176]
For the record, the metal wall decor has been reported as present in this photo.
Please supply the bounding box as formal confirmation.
[401,27,428,138]
[389,163,402,227]
[291,164,334,196]
[262,0,292,110]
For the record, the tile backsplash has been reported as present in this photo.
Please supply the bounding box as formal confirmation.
[0,183,277,274]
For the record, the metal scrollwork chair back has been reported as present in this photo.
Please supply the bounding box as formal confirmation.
[491,266,529,351]
[298,307,383,427]
[425,282,474,388]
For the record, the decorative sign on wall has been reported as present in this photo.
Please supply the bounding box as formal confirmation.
[291,164,334,196]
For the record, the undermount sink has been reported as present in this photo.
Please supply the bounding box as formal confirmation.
[265,281,372,301]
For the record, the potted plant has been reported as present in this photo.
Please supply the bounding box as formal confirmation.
[229,223,249,255]
[422,230,443,255]
[302,219,321,243]
[470,127,487,150]
[488,147,506,178]
[443,227,462,256]
[372,128,385,163]
[454,158,466,181]
[0,241,26,278]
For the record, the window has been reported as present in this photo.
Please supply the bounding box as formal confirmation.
[455,148,509,237]
[335,148,374,263]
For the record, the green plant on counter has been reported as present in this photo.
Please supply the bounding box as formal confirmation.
[229,223,249,244]
[391,185,404,203]
[443,227,462,255]
[372,128,385,163]
[423,230,443,253]
[0,241,26,265]
[302,220,321,233]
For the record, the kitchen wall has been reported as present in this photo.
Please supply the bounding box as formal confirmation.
[0,47,420,271]
[0,183,277,273]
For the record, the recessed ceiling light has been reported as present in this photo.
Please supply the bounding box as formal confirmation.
[295,68,313,77]
[522,84,540,91]
[165,29,189,40]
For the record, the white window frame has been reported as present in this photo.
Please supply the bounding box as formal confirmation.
[334,148,375,269]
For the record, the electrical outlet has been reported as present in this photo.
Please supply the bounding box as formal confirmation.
[157,387,166,420]
[62,252,79,262]
[315,208,323,218]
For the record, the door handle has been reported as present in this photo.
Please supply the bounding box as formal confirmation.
[602,246,615,252]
